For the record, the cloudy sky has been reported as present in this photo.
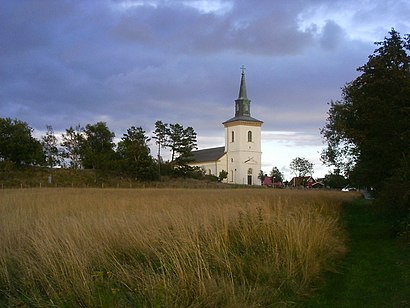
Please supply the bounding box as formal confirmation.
[1,0,409,179]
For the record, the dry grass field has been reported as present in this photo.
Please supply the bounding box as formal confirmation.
[0,188,358,307]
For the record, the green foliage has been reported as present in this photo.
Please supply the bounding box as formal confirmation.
[153,120,168,174]
[80,122,116,170]
[323,172,348,189]
[0,118,44,166]
[0,116,199,181]
[321,29,410,215]
[218,170,228,182]
[153,121,198,177]
[321,29,410,198]
[117,126,159,181]
[270,166,284,182]
[41,125,62,168]
[61,125,84,169]
[289,157,314,177]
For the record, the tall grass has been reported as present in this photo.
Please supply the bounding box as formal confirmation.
[0,188,357,307]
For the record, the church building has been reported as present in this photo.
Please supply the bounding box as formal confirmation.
[190,68,263,185]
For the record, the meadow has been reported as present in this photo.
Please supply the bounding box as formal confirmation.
[0,188,357,307]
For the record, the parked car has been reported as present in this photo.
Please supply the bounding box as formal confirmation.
[341,185,357,192]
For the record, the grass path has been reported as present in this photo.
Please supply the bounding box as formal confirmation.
[306,198,410,307]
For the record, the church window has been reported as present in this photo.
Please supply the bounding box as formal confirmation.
[248,168,253,175]
[248,130,252,142]
[231,158,233,163]
[231,131,235,142]
[230,170,233,182]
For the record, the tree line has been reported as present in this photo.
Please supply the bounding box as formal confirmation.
[321,28,410,212]
[0,119,201,181]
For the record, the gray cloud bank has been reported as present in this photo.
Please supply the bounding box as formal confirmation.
[1,0,409,167]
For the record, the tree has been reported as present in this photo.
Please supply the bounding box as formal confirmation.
[289,157,314,177]
[0,118,43,166]
[80,122,116,170]
[323,172,348,189]
[175,126,197,165]
[117,126,158,180]
[41,125,62,168]
[258,170,265,184]
[167,123,184,162]
[218,170,228,182]
[270,166,284,182]
[61,125,84,169]
[153,120,169,174]
[321,29,410,203]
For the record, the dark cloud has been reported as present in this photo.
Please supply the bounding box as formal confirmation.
[1,0,409,174]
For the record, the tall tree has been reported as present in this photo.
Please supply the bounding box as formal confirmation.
[167,123,184,162]
[41,125,61,168]
[270,166,284,182]
[321,29,410,197]
[0,118,43,166]
[61,125,84,169]
[153,120,169,175]
[152,120,169,161]
[80,122,116,170]
[175,126,197,165]
[117,126,158,180]
[289,157,314,177]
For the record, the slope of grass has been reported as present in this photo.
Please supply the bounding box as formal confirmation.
[0,166,227,189]
[0,189,355,307]
[307,198,410,307]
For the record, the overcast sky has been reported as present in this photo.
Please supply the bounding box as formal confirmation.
[1,0,409,179]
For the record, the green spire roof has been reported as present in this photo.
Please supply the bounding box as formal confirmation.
[223,66,263,125]
[238,66,248,100]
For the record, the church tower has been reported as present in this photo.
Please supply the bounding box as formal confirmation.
[223,67,263,185]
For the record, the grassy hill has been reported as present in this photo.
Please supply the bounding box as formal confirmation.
[0,166,229,189]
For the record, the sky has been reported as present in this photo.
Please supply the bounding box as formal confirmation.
[1,0,410,180]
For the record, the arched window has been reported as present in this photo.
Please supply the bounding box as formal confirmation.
[247,168,253,185]
[248,130,252,142]
[231,131,235,142]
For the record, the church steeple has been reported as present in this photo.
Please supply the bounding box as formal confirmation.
[222,66,263,125]
[235,65,251,117]
[238,65,248,99]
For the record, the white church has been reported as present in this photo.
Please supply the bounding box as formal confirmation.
[190,67,263,185]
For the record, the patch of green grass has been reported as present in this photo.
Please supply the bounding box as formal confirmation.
[306,198,410,307]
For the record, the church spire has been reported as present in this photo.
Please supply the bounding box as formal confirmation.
[238,65,248,99]
[223,66,262,125]
[235,65,251,117]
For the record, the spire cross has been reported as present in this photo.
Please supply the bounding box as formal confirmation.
[240,65,246,75]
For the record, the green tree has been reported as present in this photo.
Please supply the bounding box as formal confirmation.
[167,123,184,162]
[61,125,84,169]
[80,122,116,170]
[153,120,169,175]
[218,170,228,182]
[0,118,43,166]
[321,29,410,203]
[258,170,265,184]
[289,157,314,177]
[153,120,168,160]
[270,166,284,182]
[323,172,348,189]
[41,125,62,168]
[175,126,197,165]
[117,126,158,180]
